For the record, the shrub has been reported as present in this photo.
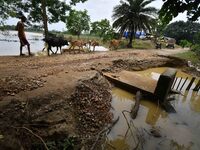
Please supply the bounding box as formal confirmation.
[118,40,128,49]
[179,40,192,48]
[191,44,200,56]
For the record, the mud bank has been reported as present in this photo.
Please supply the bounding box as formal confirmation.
[0,71,112,149]
[0,49,198,149]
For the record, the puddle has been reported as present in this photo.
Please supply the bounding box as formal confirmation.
[106,67,200,150]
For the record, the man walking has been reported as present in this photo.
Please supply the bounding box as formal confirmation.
[16,15,31,56]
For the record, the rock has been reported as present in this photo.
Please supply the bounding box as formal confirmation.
[0,134,3,139]
[90,128,96,132]
[90,67,96,70]
[10,93,15,96]
[150,127,162,138]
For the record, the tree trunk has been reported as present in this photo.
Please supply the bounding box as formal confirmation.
[127,31,133,48]
[41,0,48,38]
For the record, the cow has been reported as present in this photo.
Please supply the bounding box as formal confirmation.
[109,39,121,50]
[43,37,69,56]
[68,40,87,53]
[88,40,99,51]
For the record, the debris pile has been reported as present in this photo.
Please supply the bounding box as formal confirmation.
[71,72,113,135]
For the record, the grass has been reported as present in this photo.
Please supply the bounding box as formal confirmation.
[132,39,155,49]
[174,51,200,64]
[57,33,181,50]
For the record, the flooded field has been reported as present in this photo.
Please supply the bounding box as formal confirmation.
[107,67,200,150]
[0,30,44,56]
[0,30,108,56]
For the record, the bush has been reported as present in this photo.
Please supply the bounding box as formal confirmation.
[133,39,155,49]
[191,44,200,56]
[179,39,192,48]
[118,40,128,49]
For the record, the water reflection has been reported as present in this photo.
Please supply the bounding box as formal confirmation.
[106,138,129,150]
[107,68,200,150]
[112,88,167,126]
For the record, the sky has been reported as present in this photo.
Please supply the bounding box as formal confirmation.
[6,0,188,31]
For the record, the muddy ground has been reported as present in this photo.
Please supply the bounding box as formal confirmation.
[0,48,199,149]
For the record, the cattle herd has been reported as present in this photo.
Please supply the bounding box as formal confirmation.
[42,34,121,56]
[42,34,177,56]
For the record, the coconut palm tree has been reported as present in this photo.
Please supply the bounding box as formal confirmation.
[112,0,157,48]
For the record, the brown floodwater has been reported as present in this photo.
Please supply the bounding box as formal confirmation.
[106,67,200,150]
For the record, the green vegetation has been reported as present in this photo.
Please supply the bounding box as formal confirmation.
[108,39,155,50]
[159,1,200,24]
[66,9,90,38]
[90,19,115,42]
[191,44,200,56]
[31,137,76,150]
[1,0,200,58]
[158,1,200,58]
[132,40,155,49]
[0,0,88,37]
[161,20,200,58]
[174,51,200,64]
[179,40,192,48]
[91,19,112,38]
[163,21,200,44]
[112,0,157,48]
[0,25,43,33]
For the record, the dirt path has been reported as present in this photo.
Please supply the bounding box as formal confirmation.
[0,48,190,98]
[0,48,192,149]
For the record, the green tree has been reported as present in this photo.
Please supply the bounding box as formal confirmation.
[179,40,192,48]
[193,32,200,45]
[0,0,87,37]
[0,0,21,25]
[159,0,200,24]
[112,0,157,48]
[163,21,200,44]
[90,19,112,38]
[153,18,167,37]
[66,9,90,38]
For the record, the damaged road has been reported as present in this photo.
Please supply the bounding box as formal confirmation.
[0,48,197,149]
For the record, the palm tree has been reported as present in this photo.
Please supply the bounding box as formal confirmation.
[112,0,157,48]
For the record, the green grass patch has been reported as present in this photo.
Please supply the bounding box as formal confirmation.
[132,39,155,49]
[174,51,200,64]
[59,34,182,50]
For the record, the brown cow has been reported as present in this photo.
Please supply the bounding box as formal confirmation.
[109,39,121,50]
[88,40,99,51]
[69,40,86,53]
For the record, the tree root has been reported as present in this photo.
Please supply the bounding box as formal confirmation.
[11,126,49,150]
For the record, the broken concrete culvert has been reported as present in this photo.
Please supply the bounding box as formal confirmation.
[0,72,113,150]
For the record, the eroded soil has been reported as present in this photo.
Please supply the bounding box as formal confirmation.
[0,48,198,149]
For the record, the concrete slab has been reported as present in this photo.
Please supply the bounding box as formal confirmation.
[103,70,157,94]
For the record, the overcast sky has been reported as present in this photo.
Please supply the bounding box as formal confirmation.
[6,0,188,31]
